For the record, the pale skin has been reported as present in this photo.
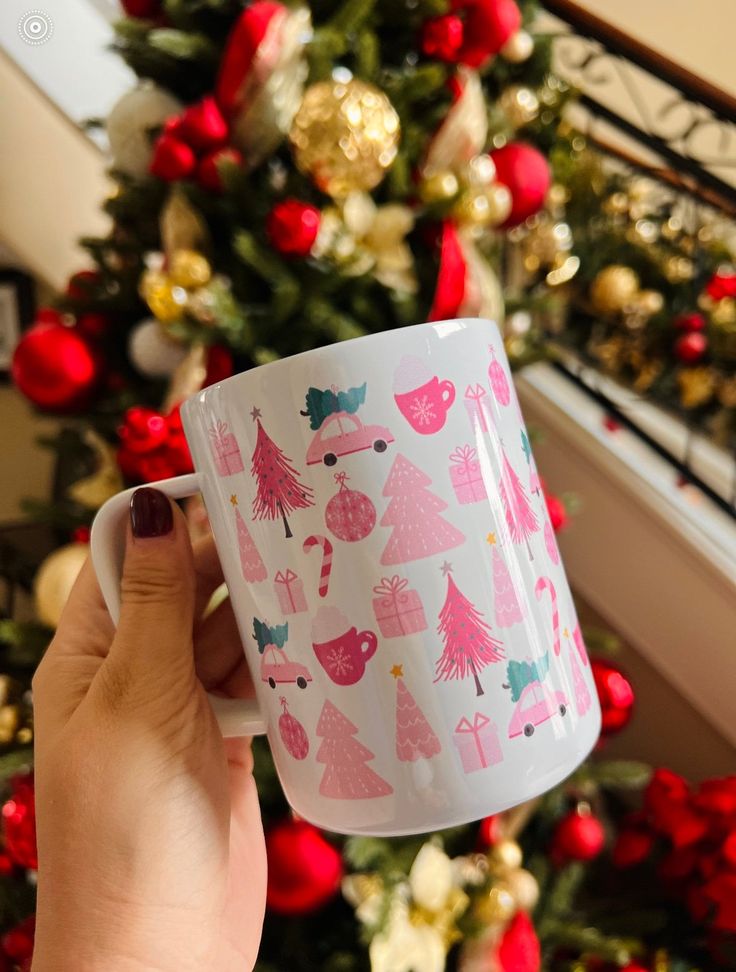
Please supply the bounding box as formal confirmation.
[31,492,266,971]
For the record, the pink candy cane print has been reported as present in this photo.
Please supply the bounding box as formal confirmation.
[303,534,333,598]
[535,576,560,656]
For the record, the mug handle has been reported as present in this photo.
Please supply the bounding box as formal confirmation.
[90,473,267,740]
[439,380,456,408]
[359,631,378,663]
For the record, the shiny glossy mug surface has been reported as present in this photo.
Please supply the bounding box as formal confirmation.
[92,318,601,836]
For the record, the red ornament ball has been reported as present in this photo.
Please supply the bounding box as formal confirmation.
[495,911,540,972]
[204,344,234,387]
[149,134,197,181]
[76,311,110,340]
[12,322,100,412]
[423,0,521,68]
[478,813,503,847]
[612,827,654,869]
[66,269,101,302]
[266,818,343,915]
[490,142,551,228]
[552,809,606,863]
[673,312,706,332]
[267,199,321,257]
[179,96,229,152]
[119,405,169,454]
[197,147,244,193]
[117,405,193,483]
[421,14,465,61]
[545,493,567,533]
[120,0,162,17]
[2,774,37,870]
[591,658,634,736]
[71,525,91,544]
[1,915,35,963]
[705,271,736,301]
[675,331,708,364]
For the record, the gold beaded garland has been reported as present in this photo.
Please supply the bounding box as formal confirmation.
[590,265,640,315]
[498,86,539,128]
[474,883,516,924]
[289,78,400,198]
[420,170,460,204]
[488,839,523,874]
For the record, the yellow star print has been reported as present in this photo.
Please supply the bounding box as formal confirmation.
[230,494,238,506]
[390,664,404,679]
[486,532,497,545]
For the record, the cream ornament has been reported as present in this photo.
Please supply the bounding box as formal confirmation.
[500,29,534,63]
[34,543,89,628]
[106,84,183,178]
[128,318,189,378]
[409,843,454,912]
[67,431,123,509]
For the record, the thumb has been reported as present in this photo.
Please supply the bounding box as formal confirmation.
[104,487,197,702]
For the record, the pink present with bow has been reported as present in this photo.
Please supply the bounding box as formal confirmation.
[449,445,487,504]
[209,421,244,476]
[453,713,503,773]
[274,569,307,615]
[372,575,427,638]
[464,384,492,433]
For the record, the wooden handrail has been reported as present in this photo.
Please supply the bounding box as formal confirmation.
[542,0,736,122]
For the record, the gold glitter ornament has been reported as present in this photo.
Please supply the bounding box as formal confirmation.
[474,883,516,925]
[484,183,513,225]
[590,265,640,315]
[146,281,188,323]
[498,85,539,128]
[169,249,212,289]
[712,298,736,327]
[487,839,523,874]
[289,77,400,198]
[677,367,716,409]
[419,170,460,204]
[0,706,20,744]
[505,868,539,912]
[664,255,695,283]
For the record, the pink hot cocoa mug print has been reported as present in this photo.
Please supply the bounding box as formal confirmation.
[393,354,456,435]
[311,606,378,686]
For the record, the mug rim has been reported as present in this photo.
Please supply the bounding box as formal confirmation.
[184,316,499,411]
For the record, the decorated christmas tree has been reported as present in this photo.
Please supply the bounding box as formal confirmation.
[251,416,314,538]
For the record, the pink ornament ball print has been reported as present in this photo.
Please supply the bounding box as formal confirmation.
[279,697,309,760]
[325,473,376,542]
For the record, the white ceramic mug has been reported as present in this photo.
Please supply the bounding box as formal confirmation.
[91,318,601,837]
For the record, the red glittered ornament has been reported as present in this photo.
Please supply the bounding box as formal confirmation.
[149,134,197,181]
[12,322,100,412]
[552,808,605,863]
[423,0,521,68]
[117,405,193,483]
[197,147,244,193]
[2,774,37,870]
[673,312,706,332]
[490,141,551,228]
[675,331,708,364]
[179,96,229,152]
[591,658,634,736]
[705,271,736,301]
[265,818,343,915]
[421,14,465,61]
[495,911,540,972]
[267,198,321,257]
[119,406,169,453]
[545,493,567,533]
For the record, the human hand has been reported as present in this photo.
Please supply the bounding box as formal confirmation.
[31,488,266,972]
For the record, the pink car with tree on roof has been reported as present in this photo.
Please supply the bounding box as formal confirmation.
[306,411,394,466]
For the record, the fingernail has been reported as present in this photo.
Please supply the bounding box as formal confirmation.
[130,488,173,538]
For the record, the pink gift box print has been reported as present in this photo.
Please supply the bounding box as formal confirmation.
[372,575,427,638]
[209,420,244,476]
[274,569,307,615]
[453,712,504,774]
[449,445,487,505]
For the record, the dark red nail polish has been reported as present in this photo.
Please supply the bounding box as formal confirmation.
[130,488,173,538]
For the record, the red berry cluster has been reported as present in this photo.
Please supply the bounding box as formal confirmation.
[117,404,193,483]
[614,768,736,935]
[673,311,708,364]
[421,0,521,69]
[150,96,244,191]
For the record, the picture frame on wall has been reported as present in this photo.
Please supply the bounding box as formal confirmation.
[0,269,35,373]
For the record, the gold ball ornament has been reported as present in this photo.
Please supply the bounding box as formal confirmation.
[711,297,736,327]
[169,249,212,290]
[16,727,33,745]
[474,883,516,925]
[420,170,460,204]
[289,78,400,198]
[677,367,716,409]
[488,839,523,874]
[34,543,90,628]
[146,281,188,324]
[466,155,497,187]
[664,255,695,283]
[498,86,539,128]
[501,30,534,63]
[0,705,20,745]
[590,265,640,315]
[505,868,540,912]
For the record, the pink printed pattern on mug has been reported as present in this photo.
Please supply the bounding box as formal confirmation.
[278,697,309,760]
[453,713,503,773]
[380,454,465,565]
[392,666,441,762]
[303,534,333,598]
[535,576,560,656]
[209,419,244,476]
[372,576,427,638]
[253,618,312,690]
[572,623,588,667]
[434,563,504,697]
[325,473,376,542]
[316,700,393,799]
[303,382,395,467]
[273,569,307,615]
[393,355,456,435]
[499,446,539,559]
[544,520,560,565]
[505,653,568,739]
[567,640,592,716]
[311,606,378,686]
[488,534,524,628]
[449,445,487,505]
[488,345,511,406]
[231,495,267,582]
[251,411,314,539]
[464,384,493,434]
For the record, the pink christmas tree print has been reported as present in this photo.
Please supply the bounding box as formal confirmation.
[231,494,267,582]
[315,700,393,800]
[380,454,465,565]
[566,633,592,715]
[499,446,539,559]
[434,564,504,697]
[251,413,314,539]
[392,665,442,762]
[488,533,523,628]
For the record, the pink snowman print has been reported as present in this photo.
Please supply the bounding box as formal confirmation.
[393,355,455,435]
